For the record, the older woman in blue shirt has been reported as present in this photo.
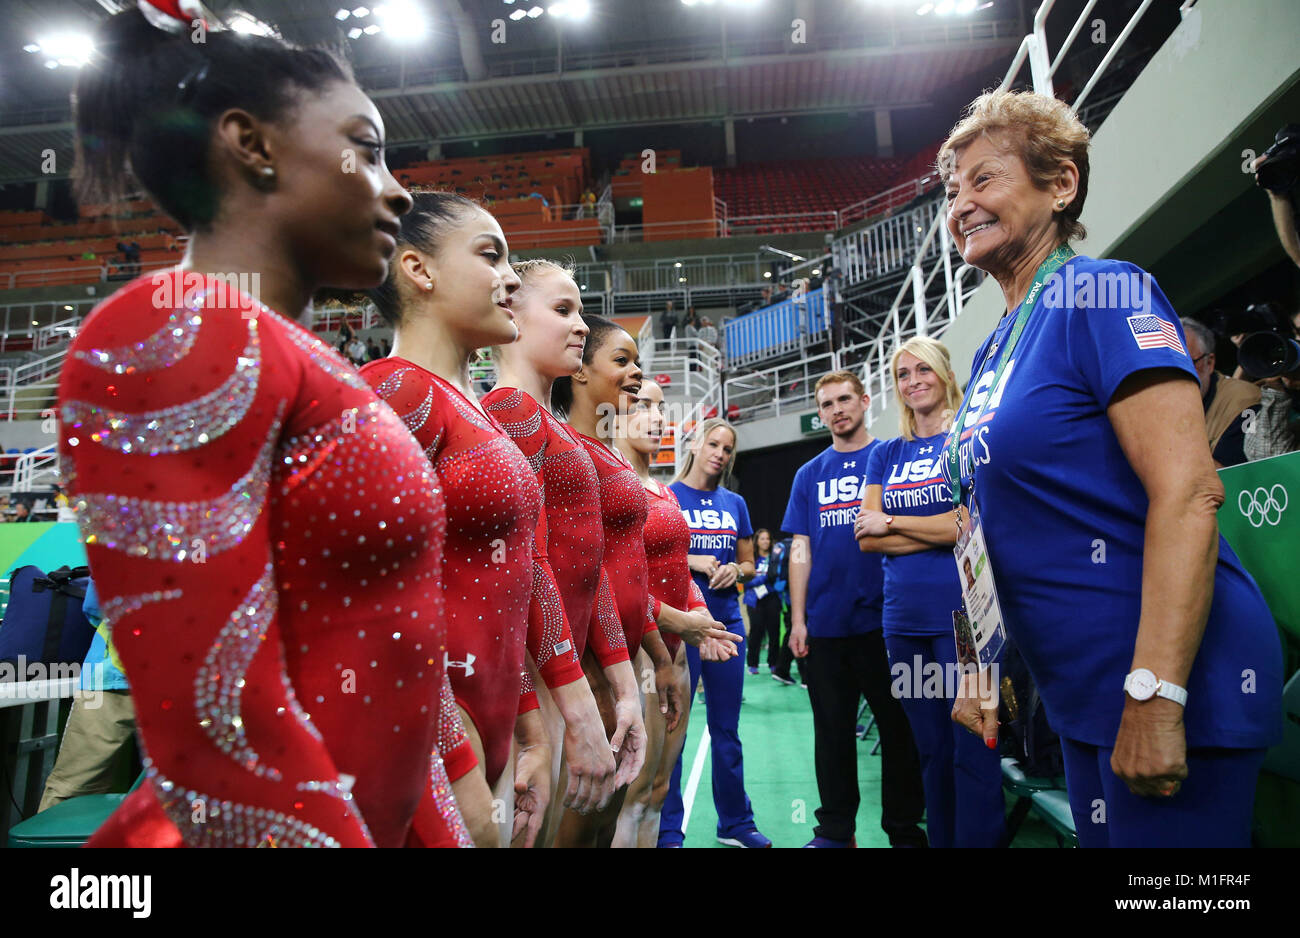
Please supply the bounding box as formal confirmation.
[937,90,1282,847]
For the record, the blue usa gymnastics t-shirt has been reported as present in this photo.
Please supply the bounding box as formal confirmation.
[781,441,884,638]
[945,254,1282,749]
[671,481,753,624]
[865,432,961,637]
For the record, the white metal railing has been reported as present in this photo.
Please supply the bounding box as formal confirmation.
[640,337,723,472]
[838,170,944,228]
[724,346,840,426]
[35,317,78,350]
[5,347,67,421]
[851,0,1161,422]
[834,199,945,288]
[11,444,59,491]
[0,259,175,291]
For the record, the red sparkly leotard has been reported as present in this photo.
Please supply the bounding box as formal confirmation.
[362,360,561,786]
[60,270,471,848]
[575,433,658,653]
[482,388,630,669]
[643,481,710,659]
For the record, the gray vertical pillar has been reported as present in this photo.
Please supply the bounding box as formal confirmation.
[724,118,736,168]
[875,109,894,158]
[34,179,50,210]
[574,129,584,147]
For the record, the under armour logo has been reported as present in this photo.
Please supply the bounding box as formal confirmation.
[444,651,477,677]
[843,460,856,469]
[701,498,713,506]
[918,445,934,455]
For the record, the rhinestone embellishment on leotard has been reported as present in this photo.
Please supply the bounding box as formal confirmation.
[74,302,203,375]
[76,407,283,560]
[194,564,282,781]
[146,760,343,848]
[62,323,260,455]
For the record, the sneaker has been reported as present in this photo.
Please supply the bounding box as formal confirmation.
[717,829,772,848]
[803,835,856,848]
[747,666,759,675]
[799,681,808,689]
[771,673,796,686]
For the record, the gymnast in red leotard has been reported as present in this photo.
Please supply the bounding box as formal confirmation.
[612,379,741,848]
[361,192,589,848]
[485,260,647,846]
[61,5,470,848]
[553,315,737,847]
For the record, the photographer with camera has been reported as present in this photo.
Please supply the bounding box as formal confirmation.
[1180,318,1260,468]
[1254,125,1300,269]
[1241,320,1300,462]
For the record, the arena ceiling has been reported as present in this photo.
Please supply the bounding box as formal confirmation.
[0,0,1024,183]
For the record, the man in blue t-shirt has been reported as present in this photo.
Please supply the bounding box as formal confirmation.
[782,371,926,848]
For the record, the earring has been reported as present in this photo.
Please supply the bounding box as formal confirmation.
[424,282,433,291]
[1055,199,1066,210]
[261,166,275,179]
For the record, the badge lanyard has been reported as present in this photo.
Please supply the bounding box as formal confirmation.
[946,243,1075,513]
[944,244,1074,681]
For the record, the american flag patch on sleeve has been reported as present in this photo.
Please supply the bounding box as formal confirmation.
[1126,315,1186,354]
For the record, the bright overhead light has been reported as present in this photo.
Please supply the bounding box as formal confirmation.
[527,6,544,17]
[763,271,772,278]
[33,33,94,67]
[811,269,820,275]
[352,6,370,16]
[915,2,934,13]
[956,0,976,11]
[229,12,276,36]
[23,43,40,53]
[674,262,682,267]
[347,26,364,37]
[375,1,428,40]
[43,60,58,69]
[935,0,955,13]
[335,8,351,19]
[509,8,527,17]
[363,23,381,33]
[64,305,73,311]
[679,277,687,283]
[550,0,591,17]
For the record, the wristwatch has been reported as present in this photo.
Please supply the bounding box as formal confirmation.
[1123,668,1188,706]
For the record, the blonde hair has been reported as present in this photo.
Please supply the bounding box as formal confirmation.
[937,89,1091,243]
[814,370,866,400]
[511,257,577,288]
[891,336,962,441]
[675,417,738,490]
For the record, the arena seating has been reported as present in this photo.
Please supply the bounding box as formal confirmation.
[0,200,184,290]
[396,147,602,249]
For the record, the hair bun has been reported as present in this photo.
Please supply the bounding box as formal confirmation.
[137,0,207,33]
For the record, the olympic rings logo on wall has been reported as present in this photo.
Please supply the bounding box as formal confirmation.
[1238,484,1289,528]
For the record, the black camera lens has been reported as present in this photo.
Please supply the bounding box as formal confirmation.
[1239,331,1300,379]
[1257,124,1300,194]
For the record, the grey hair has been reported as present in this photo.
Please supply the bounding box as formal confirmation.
[1180,317,1215,357]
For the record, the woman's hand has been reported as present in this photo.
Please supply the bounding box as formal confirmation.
[1110,698,1189,798]
[708,562,740,590]
[676,608,743,649]
[688,554,720,577]
[609,697,647,789]
[512,741,552,848]
[654,657,683,733]
[559,703,617,815]
[854,509,892,539]
[699,636,738,662]
[951,666,999,748]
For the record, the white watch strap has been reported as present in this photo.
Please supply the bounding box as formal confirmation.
[1155,679,1188,706]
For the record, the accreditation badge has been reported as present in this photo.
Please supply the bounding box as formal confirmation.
[952,491,1007,669]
